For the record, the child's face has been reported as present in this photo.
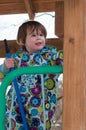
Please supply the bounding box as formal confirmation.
[25,30,46,53]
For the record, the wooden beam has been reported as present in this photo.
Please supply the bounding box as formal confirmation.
[32,0,57,13]
[0,38,63,58]
[23,0,35,20]
[0,3,26,15]
[55,1,64,37]
[0,0,60,15]
[63,0,86,130]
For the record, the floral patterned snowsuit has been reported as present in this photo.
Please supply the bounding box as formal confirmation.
[5,46,63,130]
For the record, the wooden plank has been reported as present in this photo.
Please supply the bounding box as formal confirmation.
[0,0,22,3]
[0,0,58,15]
[32,0,56,13]
[63,0,86,130]
[55,1,64,37]
[0,3,26,14]
[0,38,63,58]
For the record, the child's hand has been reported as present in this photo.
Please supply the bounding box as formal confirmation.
[5,58,14,69]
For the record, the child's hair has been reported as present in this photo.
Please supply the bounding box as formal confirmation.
[16,20,47,46]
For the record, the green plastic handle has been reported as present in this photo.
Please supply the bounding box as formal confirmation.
[0,66,63,130]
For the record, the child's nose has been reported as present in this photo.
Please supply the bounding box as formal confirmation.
[37,35,40,39]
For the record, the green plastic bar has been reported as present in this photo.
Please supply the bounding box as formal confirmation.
[0,66,63,130]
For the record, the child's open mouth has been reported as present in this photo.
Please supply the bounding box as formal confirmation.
[35,42,41,45]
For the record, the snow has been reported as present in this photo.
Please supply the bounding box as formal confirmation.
[0,12,57,40]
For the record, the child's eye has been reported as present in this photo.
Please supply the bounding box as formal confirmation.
[40,34,43,36]
[32,34,36,37]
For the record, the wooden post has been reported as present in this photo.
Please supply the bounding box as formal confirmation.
[55,1,64,37]
[63,0,86,130]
